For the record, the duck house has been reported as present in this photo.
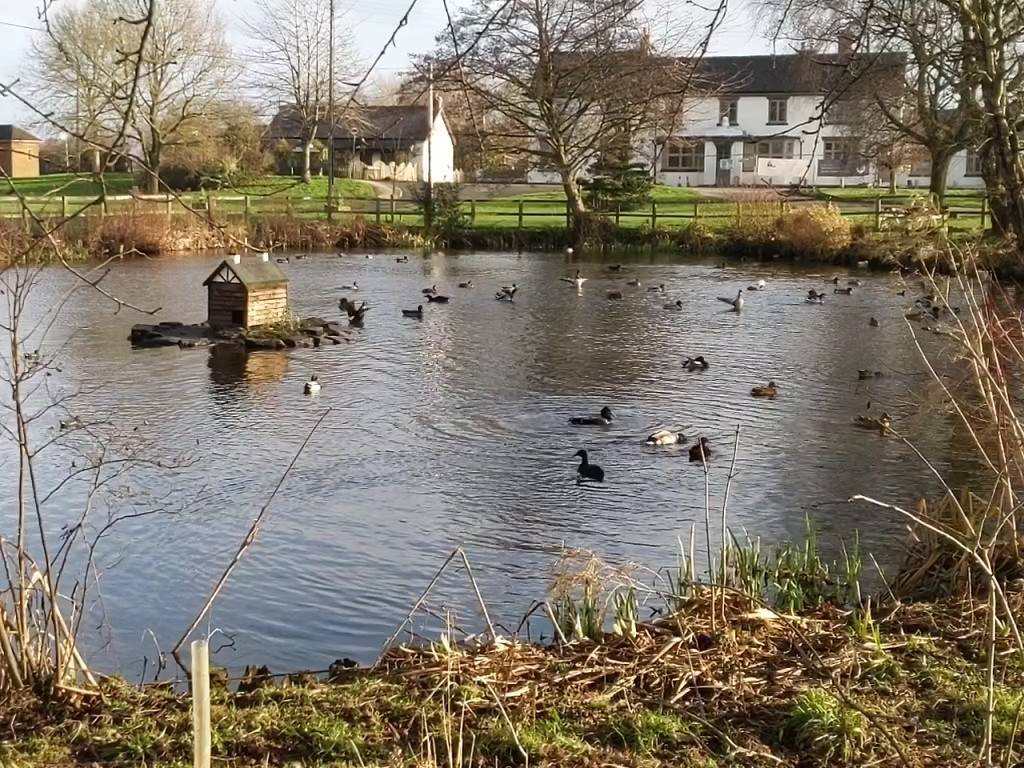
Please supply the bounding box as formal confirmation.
[204,254,289,329]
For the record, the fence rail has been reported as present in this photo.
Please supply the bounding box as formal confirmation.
[0,191,988,231]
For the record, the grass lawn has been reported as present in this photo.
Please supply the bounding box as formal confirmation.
[226,175,375,199]
[0,173,136,197]
[816,186,986,208]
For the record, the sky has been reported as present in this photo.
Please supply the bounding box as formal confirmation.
[0,0,771,136]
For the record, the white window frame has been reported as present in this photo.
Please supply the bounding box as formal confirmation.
[663,141,703,172]
[965,147,983,177]
[767,98,789,125]
[719,99,738,125]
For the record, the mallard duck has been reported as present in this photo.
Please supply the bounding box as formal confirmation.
[751,381,779,398]
[683,356,709,371]
[718,289,744,312]
[427,294,450,303]
[422,285,438,295]
[896,289,906,296]
[664,300,683,310]
[340,281,359,291]
[458,280,473,288]
[905,309,925,320]
[832,276,840,285]
[396,256,409,263]
[648,284,666,292]
[688,437,712,462]
[806,290,826,303]
[646,429,686,446]
[59,416,83,430]
[276,257,290,264]
[626,278,641,287]
[834,287,854,295]
[869,317,879,327]
[495,284,517,301]
[747,279,766,291]
[402,305,424,318]
[294,254,307,261]
[570,406,614,426]
[607,290,623,300]
[854,412,892,432]
[364,254,374,259]
[848,279,863,286]
[858,370,884,380]
[304,375,321,395]
[574,449,605,482]
[607,264,623,272]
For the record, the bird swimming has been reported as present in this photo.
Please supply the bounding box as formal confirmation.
[751,381,779,398]
[718,289,744,312]
[59,416,83,430]
[858,370,884,380]
[560,270,586,289]
[427,294,450,303]
[807,289,826,303]
[422,285,438,295]
[607,264,622,272]
[402,305,424,318]
[276,257,290,264]
[340,281,359,291]
[664,300,683,310]
[834,287,854,295]
[496,284,517,301]
[869,317,879,327]
[688,437,712,462]
[648,284,666,292]
[854,412,892,433]
[626,278,641,287]
[304,375,321,395]
[458,280,473,288]
[683,355,709,371]
[607,290,623,300]
[747,279,766,291]
[573,449,605,483]
[570,406,614,426]
[396,256,409,263]
[646,429,686,446]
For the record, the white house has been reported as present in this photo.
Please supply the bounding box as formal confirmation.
[268,103,459,184]
[654,53,984,190]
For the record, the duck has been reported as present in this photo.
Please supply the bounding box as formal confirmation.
[340,281,359,291]
[718,289,744,312]
[832,276,840,285]
[607,264,623,272]
[858,370,884,380]
[806,289,826,303]
[275,256,290,264]
[422,285,438,295]
[458,280,473,288]
[663,300,684,310]
[682,355,709,371]
[59,416,83,430]
[495,284,517,301]
[364,254,374,260]
[402,306,424,318]
[833,287,854,295]
[395,256,409,263]
[648,284,666,293]
[23,350,41,362]
[303,375,321,395]
[343,300,369,324]
[751,381,779,398]
[869,317,879,327]
[904,309,925,321]
[688,437,712,462]
[747,279,766,291]
[848,279,863,286]
[570,406,614,426]
[573,449,605,483]
[427,294,450,303]
[294,254,307,261]
[626,278,641,287]
[560,270,586,289]
[896,289,906,296]
[646,429,686,446]
[607,290,624,300]
[854,412,892,433]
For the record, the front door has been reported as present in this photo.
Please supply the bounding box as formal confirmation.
[715,143,732,186]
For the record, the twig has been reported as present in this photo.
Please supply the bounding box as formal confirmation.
[458,549,496,640]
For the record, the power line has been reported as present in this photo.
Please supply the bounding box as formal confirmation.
[0,18,43,32]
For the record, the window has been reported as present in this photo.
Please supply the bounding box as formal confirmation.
[966,147,983,176]
[231,309,244,326]
[768,98,788,124]
[719,99,738,126]
[824,101,853,125]
[663,141,703,172]
[742,140,797,172]
[823,139,851,161]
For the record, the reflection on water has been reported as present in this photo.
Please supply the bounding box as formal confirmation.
[0,250,967,675]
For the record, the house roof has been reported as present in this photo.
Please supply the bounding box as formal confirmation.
[693,52,905,96]
[203,256,288,290]
[267,105,435,144]
[0,125,40,142]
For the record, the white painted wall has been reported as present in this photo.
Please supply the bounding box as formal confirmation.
[416,112,457,183]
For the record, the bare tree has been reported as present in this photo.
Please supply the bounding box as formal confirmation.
[247,0,360,183]
[431,0,692,241]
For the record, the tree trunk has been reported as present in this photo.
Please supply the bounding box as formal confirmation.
[301,140,313,184]
[927,149,953,208]
[560,168,587,245]
[146,140,162,195]
[887,163,897,194]
[91,149,101,175]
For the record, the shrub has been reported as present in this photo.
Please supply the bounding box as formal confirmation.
[416,183,468,243]
[581,162,652,211]
[773,204,852,257]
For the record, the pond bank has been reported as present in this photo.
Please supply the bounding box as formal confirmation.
[5,590,1018,767]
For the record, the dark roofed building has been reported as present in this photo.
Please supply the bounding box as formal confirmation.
[0,125,40,178]
[692,52,906,96]
[204,254,289,329]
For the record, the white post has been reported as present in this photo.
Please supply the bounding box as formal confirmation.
[191,639,211,768]
[426,62,434,227]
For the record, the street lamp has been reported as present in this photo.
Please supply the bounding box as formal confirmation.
[350,129,358,179]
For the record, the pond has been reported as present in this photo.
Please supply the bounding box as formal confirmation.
[2,250,969,676]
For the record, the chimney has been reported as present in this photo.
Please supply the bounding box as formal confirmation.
[232,253,241,265]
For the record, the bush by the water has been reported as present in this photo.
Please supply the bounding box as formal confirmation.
[774,204,852,257]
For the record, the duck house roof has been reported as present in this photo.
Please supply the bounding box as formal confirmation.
[203,256,289,290]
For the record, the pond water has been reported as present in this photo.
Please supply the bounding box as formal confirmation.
[2,250,972,677]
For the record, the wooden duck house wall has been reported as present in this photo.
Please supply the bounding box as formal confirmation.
[204,256,289,329]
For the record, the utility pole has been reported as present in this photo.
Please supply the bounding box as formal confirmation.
[327,0,336,221]
[425,62,434,229]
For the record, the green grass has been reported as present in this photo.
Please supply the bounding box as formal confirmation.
[816,186,986,208]
[0,172,135,197]
[783,689,868,763]
[224,175,375,200]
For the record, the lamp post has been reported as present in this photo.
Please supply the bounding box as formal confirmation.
[350,129,358,179]
[327,0,335,220]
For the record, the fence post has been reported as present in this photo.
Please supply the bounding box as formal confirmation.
[470,199,476,224]
[981,195,988,230]
[874,197,882,230]
[244,195,251,228]
[651,201,657,229]
[20,202,28,233]
[693,201,699,221]
[166,196,173,220]
[390,196,396,224]
[61,195,68,220]
[207,193,215,225]
[735,201,741,225]
[518,199,524,229]
[565,200,570,230]
[615,204,621,226]
[191,639,211,768]
[375,197,381,225]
